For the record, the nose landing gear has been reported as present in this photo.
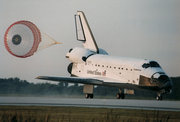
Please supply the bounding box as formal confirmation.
[156,89,166,101]
[156,93,162,100]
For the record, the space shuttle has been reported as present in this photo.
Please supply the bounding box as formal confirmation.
[37,11,173,100]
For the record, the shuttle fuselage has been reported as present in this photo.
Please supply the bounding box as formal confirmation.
[37,11,173,100]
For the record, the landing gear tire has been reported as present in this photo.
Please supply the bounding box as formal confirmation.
[89,94,93,99]
[116,93,125,99]
[85,94,89,99]
[85,94,93,99]
[116,93,120,99]
[121,93,125,99]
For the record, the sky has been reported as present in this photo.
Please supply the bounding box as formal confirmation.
[0,0,180,83]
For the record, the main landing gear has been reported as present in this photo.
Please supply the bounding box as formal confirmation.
[85,93,94,99]
[116,93,125,99]
[116,89,125,99]
[83,85,94,99]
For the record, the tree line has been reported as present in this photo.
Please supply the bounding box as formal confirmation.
[0,77,179,100]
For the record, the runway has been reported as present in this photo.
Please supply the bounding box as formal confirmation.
[0,96,179,111]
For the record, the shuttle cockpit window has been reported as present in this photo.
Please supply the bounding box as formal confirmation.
[142,61,160,68]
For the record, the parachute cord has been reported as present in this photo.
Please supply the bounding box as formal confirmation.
[37,32,62,51]
[42,32,62,44]
[38,42,61,51]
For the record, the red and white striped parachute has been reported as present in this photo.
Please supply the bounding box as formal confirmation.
[4,20,60,58]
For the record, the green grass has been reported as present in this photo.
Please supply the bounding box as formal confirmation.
[0,106,179,122]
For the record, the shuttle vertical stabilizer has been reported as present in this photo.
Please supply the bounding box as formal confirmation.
[75,11,99,53]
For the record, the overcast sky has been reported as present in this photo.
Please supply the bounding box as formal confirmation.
[0,0,180,83]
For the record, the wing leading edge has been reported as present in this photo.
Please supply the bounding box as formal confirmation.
[36,76,103,85]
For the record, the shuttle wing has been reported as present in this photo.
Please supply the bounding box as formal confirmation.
[36,76,103,85]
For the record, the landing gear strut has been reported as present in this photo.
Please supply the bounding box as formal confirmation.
[116,89,125,99]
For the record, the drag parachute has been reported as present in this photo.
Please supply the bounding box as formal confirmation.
[4,20,60,58]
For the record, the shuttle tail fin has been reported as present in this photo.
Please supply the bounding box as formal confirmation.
[75,11,99,53]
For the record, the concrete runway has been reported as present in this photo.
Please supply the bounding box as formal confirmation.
[0,97,179,111]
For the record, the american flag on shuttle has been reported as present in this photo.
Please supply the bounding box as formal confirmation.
[102,70,106,76]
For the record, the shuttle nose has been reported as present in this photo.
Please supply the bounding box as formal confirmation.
[152,73,173,93]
